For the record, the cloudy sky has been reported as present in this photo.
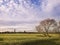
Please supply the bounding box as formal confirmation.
[0,0,60,32]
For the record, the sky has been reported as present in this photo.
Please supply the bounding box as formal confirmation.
[0,0,60,32]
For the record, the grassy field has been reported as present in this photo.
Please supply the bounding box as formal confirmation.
[0,33,60,45]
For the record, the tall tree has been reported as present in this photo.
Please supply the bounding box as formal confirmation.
[36,18,57,36]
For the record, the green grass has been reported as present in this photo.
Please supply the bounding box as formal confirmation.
[0,33,60,45]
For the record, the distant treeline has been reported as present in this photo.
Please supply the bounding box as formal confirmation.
[0,32,60,34]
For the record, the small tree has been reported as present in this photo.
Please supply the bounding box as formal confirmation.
[36,18,57,37]
[57,21,60,32]
[14,29,16,33]
[52,21,60,33]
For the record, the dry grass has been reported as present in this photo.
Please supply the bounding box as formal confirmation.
[0,33,60,45]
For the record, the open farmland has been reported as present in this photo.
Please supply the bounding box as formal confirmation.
[0,33,60,45]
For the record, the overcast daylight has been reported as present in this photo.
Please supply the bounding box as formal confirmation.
[0,0,60,32]
[0,0,60,45]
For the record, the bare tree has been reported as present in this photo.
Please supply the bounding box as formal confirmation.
[52,21,60,33]
[36,18,57,37]
[36,25,43,32]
